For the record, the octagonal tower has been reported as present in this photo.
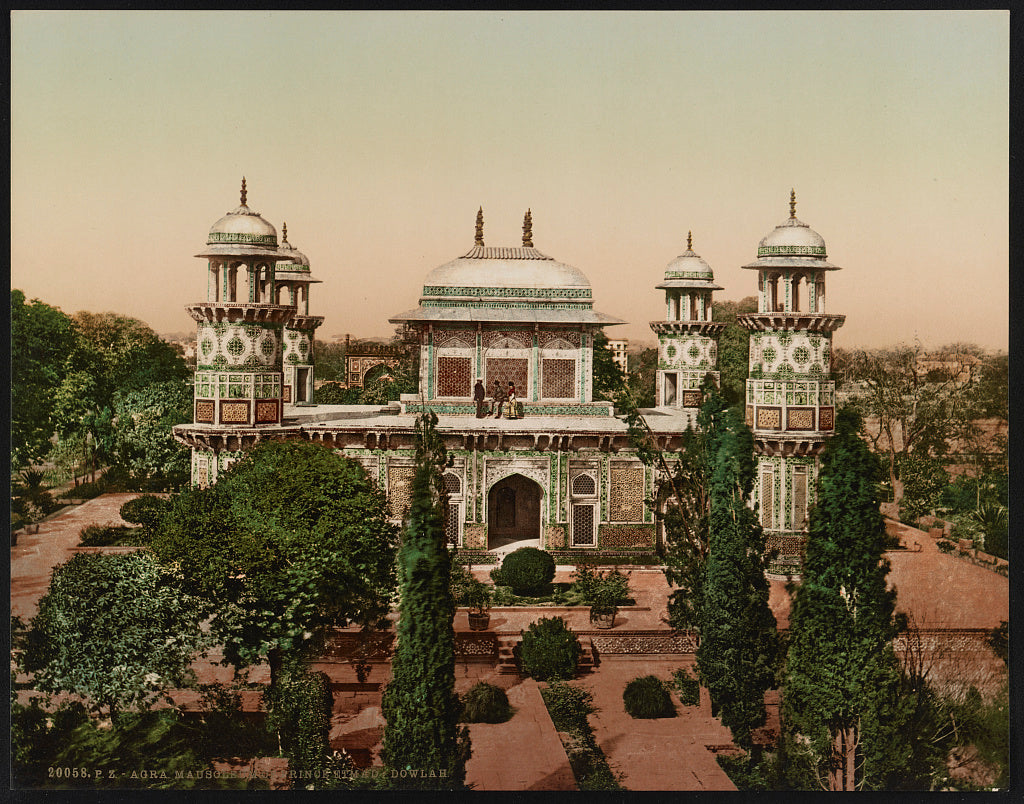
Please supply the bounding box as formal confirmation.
[187,179,296,485]
[738,192,846,573]
[649,232,726,407]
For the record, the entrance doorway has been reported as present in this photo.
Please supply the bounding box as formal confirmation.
[487,474,542,551]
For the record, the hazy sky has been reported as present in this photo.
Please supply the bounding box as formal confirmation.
[12,11,1008,350]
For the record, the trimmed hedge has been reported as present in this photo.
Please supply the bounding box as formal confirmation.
[119,495,171,530]
[491,547,555,595]
[460,682,512,724]
[623,676,675,719]
[78,523,149,547]
[518,616,581,682]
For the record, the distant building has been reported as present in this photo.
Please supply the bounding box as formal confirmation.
[605,338,628,375]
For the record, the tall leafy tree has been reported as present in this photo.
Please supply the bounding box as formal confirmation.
[784,407,903,790]
[21,552,210,719]
[10,290,78,469]
[592,329,626,402]
[696,388,778,749]
[111,379,193,488]
[712,296,758,405]
[71,310,189,394]
[381,412,470,788]
[150,440,398,685]
[842,341,979,507]
[626,346,657,407]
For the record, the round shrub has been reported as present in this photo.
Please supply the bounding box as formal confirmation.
[498,547,556,595]
[519,616,581,681]
[460,682,512,723]
[119,494,171,530]
[623,675,675,719]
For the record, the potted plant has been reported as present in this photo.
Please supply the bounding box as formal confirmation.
[587,569,630,630]
[588,584,619,629]
[465,577,493,631]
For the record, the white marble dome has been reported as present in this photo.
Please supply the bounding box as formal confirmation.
[423,246,591,292]
[206,180,278,247]
[757,216,827,257]
[276,225,310,270]
[664,242,714,280]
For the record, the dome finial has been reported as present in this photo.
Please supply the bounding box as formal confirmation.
[282,222,288,243]
[790,188,796,219]
[475,207,484,247]
[687,230,693,251]
[523,209,533,247]
[240,177,248,206]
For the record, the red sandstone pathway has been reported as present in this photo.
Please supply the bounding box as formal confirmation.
[571,657,737,791]
[463,677,576,791]
[11,493,142,620]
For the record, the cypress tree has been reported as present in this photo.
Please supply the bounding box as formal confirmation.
[380,412,470,788]
[696,390,778,749]
[784,407,901,790]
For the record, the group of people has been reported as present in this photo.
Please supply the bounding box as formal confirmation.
[473,378,520,419]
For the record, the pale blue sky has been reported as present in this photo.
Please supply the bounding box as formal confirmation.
[12,10,1008,348]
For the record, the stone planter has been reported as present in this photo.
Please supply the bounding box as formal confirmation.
[589,607,617,629]
[467,611,491,631]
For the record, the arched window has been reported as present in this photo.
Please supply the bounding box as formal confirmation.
[572,474,596,497]
[443,472,462,495]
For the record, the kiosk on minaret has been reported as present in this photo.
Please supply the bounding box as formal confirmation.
[738,191,846,572]
[275,223,324,405]
[649,231,726,407]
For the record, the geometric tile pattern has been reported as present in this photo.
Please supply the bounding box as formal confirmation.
[387,466,417,520]
[792,468,808,530]
[542,358,575,399]
[220,400,250,424]
[756,406,782,429]
[436,356,473,397]
[486,358,528,396]
[255,400,279,423]
[818,406,835,431]
[539,330,581,348]
[572,503,596,546]
[786,407,815,430]
[195,400,215,423]
[681,390,703,408]
[608,465,646,522]
[760,470,774,528]
[483,330,532,349]
[599,524,655,549]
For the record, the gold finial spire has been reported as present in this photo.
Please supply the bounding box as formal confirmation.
[687,230,693,251]
[523,208,533,247]
[474,207,484,247]
[240,177,247,206]
[790,188,796,219]
[282,222,288,243]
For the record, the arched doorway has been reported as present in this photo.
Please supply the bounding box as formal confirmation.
[487,474,542,551]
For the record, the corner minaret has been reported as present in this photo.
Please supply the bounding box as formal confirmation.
[186,179,295,486]
[649,231,726,408]
[737,192,846,573]
[276,223,324,405]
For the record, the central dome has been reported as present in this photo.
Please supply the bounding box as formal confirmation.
[423,245,592,293]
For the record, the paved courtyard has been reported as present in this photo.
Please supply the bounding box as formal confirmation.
[10,493,1008,790]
